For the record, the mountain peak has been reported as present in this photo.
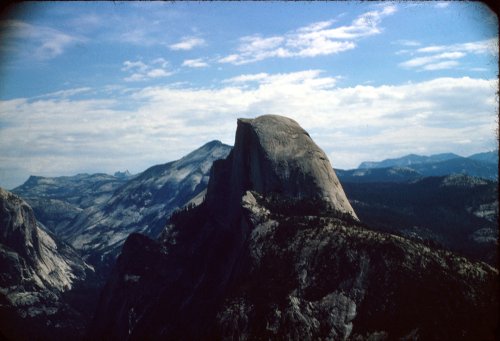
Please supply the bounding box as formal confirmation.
[204,139,224,147]
[207,114,357,219]
[113,170,132,179]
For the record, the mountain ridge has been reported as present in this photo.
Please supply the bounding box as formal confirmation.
[88,115,498,340]
[357,150,498,177]
[339,152,498,182]
[358,152,461,169]
[64,140,231,266]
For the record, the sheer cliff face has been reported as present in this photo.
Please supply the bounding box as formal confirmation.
[0,188,94,340]
[207,115,357,219]
[0,188,90,292]
[89,116,498,340]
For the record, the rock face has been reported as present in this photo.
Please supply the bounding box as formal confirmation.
[217,115,356,218]
[0,188,94,340]
[88,115,498,340]
[65,140,231,263]
[217,192,498,340]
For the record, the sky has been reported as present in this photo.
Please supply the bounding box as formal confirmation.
[0,1,498,189]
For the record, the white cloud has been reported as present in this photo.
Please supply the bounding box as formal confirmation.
[223,70,338,89]
[218,5,396,65]
[400,52,466,68]
[0,20,84,59]
[423,61,460,71]
[223,73,270,83]
[416,39,498,55]
[122,60,148,72]
[122,59,173,82]
[399,39,498,71]
[147,69,172,78]
[1,71,496,189]
[169,37,205,50]
[182,58,209,68]
[435,2,450,9]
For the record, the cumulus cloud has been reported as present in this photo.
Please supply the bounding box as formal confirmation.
[121,58,173,82]
[0,20,84,59]
[223,70,338,89]
[399,38,498,71]
[169,37,205,50]
[182,58,209,68]
[1,70,496,188]
[218,5,396,65]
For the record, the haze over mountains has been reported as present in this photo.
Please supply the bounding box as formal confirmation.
[0,115,498,339]
[358,151,498,169]
[337,150,498,182]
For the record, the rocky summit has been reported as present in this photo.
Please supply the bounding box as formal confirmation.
[0,188,94,340]
[216,115,357,218]
[88,115,498,340]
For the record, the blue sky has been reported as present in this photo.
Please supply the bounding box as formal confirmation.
[0,1,498,189]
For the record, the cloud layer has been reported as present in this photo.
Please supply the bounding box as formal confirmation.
[0,71,496,189]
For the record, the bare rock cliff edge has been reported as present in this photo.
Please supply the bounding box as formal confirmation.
[88,115,497,341]
[206,114,357,219]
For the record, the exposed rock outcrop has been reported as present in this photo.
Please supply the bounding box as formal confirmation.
[217,191,497,340]
[88,115,498,340]
[206,115,356,219]
[0,188,94,340]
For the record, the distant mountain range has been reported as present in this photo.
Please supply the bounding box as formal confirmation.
[14,173,131,209]
[2,141,232,338]
[10,146,497,271]
[13,174,130,236]
[358,150,498,169]
[337,150,498,182]
[336,151,498,265]
[64,140,231,263]
[11,141,231,274]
